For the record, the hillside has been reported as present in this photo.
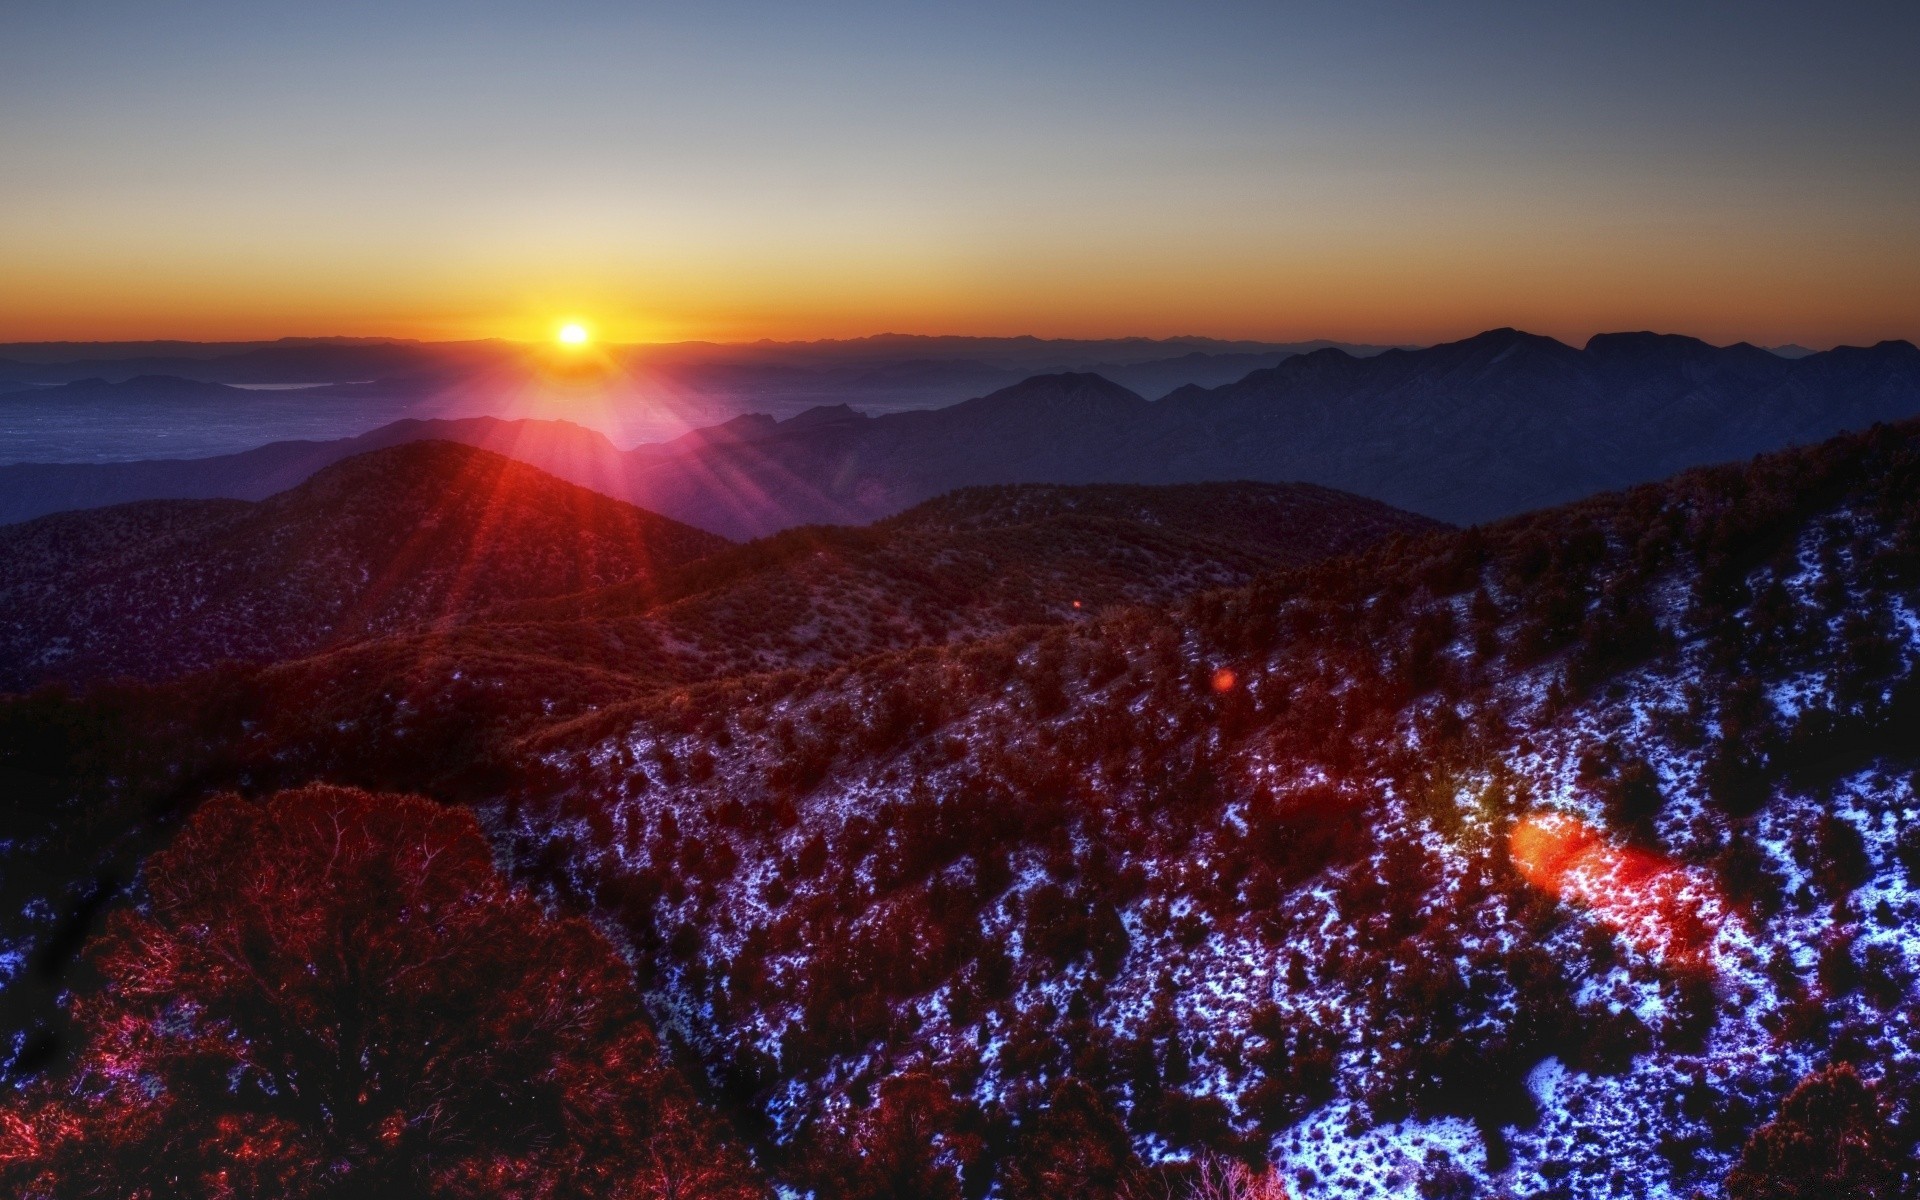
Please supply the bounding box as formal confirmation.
[6,329,1916,537]
[0,414,626,526]
[2,419,1919,1197]
[0,440,727,689]
[491,417,1920,1197]
[126,479,1439,802]
[485,480,1438,676]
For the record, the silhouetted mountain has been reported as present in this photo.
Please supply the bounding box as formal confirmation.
[1093,350,1297,398]
[0,441,726,689]
[609,373,1160,535]
[0,415,624,525]
[1141,328,1920,521]
[0,375,260,402]
[8,330,1916,536]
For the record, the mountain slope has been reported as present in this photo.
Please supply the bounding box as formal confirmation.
[3,416,1920,1198]
[0,414,627,526]
[493,416,1920,1198]
[446,479,1444,687]
[1144,328,1920,521]
[0,440,728,690]
[609,373,1158,536]
[174,479,1439,796]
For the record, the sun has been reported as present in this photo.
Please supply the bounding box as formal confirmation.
[557,322,590,346]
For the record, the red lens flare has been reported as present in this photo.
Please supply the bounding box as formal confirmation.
[1510,811,1731,964]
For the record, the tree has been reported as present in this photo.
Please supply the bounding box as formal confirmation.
[0,785,759,1200]
[1000,1079,1143,1200]
[1123,1154,1289,1200]
[807,1071,983,1200]
[1725,1063,1913,1200]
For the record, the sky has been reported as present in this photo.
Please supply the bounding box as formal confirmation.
[1,0,1916,347]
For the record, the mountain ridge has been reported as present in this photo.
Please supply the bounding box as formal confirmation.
[0,440,727,690]
[2,329,1917,541]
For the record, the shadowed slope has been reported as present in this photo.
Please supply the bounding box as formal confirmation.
[376,478,1443,693]
[181,479,1440,799]
[0,415,626,526]
[0,441,728,690]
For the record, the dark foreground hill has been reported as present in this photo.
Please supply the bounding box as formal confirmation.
[3,418,1920,1197]
[470,479,1439,680]
[0,456,1435,696]
[5,329,1916,536]
[0,440,728,690]
[0,414,627,526]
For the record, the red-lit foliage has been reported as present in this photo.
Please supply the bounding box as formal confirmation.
[0,785,760,1200]
[798,1072,985,1200]
[1724,1064,1913,1200]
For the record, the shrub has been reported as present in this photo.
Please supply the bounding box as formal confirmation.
[0,785,757,1200]
[1725,1064,1911,1200]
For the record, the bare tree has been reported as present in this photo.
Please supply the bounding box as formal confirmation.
[1123,1154,1290,1200]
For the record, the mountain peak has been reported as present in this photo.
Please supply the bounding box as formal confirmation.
[0,440,728,688]
[1455,326,1570,354]
[1583,330,1716,356]
[962,371,1147,413]
[781,403,867,429]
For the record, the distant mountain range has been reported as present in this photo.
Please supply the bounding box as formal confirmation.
[0,333,1391,435]
[0,335,1401,467]
[5,328,1915,535]
[0,333,1388,385]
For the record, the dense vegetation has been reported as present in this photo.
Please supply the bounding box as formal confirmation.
[5,419,1920,1197]
[1,785,760,1198]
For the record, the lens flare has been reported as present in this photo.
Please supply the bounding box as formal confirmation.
[1510,811,1731,964]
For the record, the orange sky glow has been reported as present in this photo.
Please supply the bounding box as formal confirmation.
[3,4,1915,350]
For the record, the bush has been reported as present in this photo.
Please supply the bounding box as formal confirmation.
[1725,1064,1912,1200]
[0,785,757,1200]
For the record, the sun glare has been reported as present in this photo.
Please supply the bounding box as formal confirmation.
[557,322,590,346]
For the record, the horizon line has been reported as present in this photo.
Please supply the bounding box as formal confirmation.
[0,326,1893,355]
